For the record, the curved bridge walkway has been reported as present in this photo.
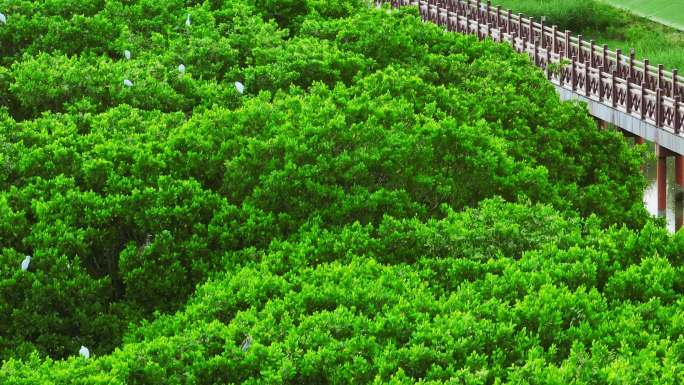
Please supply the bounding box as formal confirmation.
[380,0,684,215]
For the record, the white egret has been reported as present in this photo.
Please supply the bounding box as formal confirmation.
[185,14,191,27]
[240,335,252,352]
[124,50,131,60]
[79,345,90,359]
[178,63,186,74]
[0,12,6,24]
[21,255,30,271]
[123,79,133,87]
[234,81,244,94]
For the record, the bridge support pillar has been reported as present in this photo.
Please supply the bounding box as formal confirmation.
[596,118,609,130]
[657,145,676,217]
[677,155,684,190]
[658,152,667,216]
[675,155,684,211]
[677,155,684,231]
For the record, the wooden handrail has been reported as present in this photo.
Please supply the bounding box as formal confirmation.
[380,0,684,134]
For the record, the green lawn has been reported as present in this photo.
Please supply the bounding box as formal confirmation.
[601,0,684,31]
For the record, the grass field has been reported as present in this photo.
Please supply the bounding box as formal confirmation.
[601,0,684,31]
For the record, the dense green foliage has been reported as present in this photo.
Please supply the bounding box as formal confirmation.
[1,0,682,383]
[5,200,684,384]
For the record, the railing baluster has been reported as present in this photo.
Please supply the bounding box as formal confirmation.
[641,82,647,119]
[577,34,583,62]
[585,60,591,96]
[432,0,437,24]
[612,71,618,108]
[506,9,512,34]
[453,0,459,32]
[616,49,622,77]
[676,96,682,134]
[486,0,492,24]
[495,7,501,31]
[658,64,664,95]
[674,69,679,98]
[495,5,501,29]
[602,44,609,73]
[529,17,534,46]
[511,31,517,52]
[629,49,635,82]
[656,88,663,127]
[572,56,577,91]
[465,4,470,34]
[599,69,604,102]
[626,80,632,113]
[438,1,443,25]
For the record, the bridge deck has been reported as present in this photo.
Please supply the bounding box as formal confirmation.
[555,86,684,155]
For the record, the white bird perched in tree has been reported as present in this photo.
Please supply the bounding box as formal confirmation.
[21,255,30,271]
[240,335,252,352]
[79,346,90,359]
[185,14,191,27]
[124,49,131,60]
[123,79,133,87]
[234,81,244,94]
[178,63,186,74]
[0,12,6,24]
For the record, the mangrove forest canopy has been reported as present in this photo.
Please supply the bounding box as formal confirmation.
[0,0,683,383]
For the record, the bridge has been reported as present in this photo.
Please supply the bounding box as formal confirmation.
[380,0,684,216]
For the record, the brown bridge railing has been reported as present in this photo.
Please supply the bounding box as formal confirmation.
[379,0,684,133]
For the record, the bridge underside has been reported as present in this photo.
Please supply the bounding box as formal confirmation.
[555,85,684,217]
[555,85,684,156]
